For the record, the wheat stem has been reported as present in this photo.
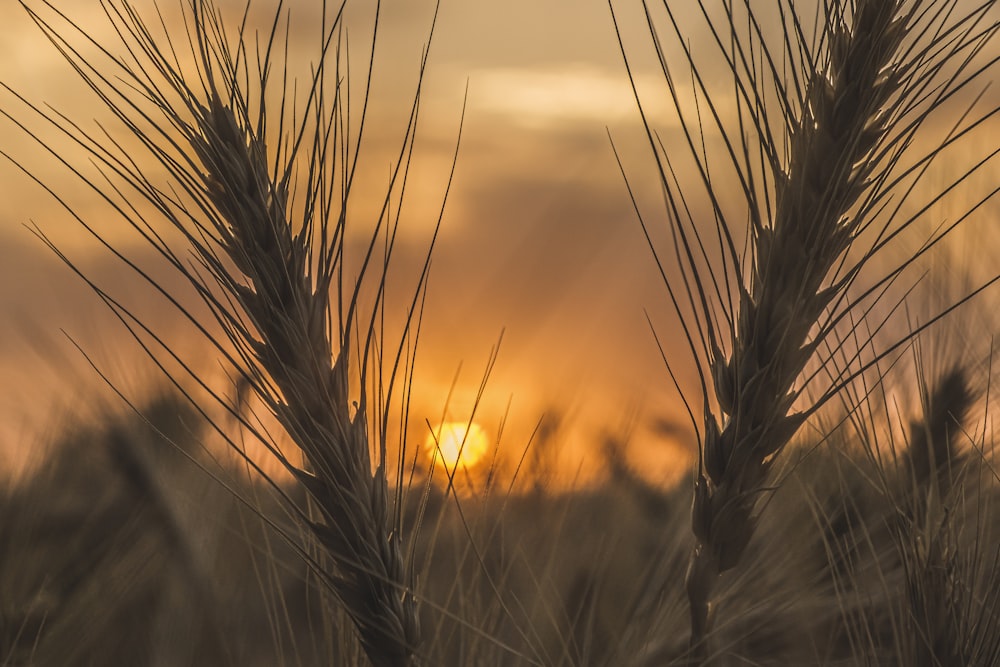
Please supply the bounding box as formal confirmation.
[7,1,440,664]
[682,0,919,657]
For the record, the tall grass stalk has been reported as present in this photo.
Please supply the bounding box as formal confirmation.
[1,1,457,664]
[612,0,1000,659]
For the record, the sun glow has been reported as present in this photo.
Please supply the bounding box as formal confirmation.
[426,421,490,470]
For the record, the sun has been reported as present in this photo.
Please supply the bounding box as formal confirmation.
[426,421,489,470]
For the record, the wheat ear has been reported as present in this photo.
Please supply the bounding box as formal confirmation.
[191,92,420,667]
[685,2,912,651]
[902,367,971,665]
[2,1,454,664]
[613,0,1000,659]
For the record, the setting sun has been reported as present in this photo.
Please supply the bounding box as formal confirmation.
[426,421,490,470]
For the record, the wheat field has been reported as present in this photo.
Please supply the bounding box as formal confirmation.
[2,0,1000,665]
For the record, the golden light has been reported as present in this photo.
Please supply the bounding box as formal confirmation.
[426,421,490,470]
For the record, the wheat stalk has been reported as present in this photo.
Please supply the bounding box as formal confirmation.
[191,89,420,667]
[683,2,913,652]
[612,0,1000,659]
[0,1,456,664]
[897,368,971,665]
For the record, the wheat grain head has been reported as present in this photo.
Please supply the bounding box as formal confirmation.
[612,0,1000,659]
[0,1,458,664]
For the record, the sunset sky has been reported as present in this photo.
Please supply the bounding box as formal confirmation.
[1,0,998,485]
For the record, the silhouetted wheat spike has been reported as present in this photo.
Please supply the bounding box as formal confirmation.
[685,2,910,651]
[193,93,419,667]
[611,0,1000,659]
[905,366,974,497]
[898,366,976,666]
[2,0,444,664]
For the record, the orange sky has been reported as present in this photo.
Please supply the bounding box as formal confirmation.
[1,1,999,486]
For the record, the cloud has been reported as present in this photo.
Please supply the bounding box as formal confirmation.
[469,65,676,127]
